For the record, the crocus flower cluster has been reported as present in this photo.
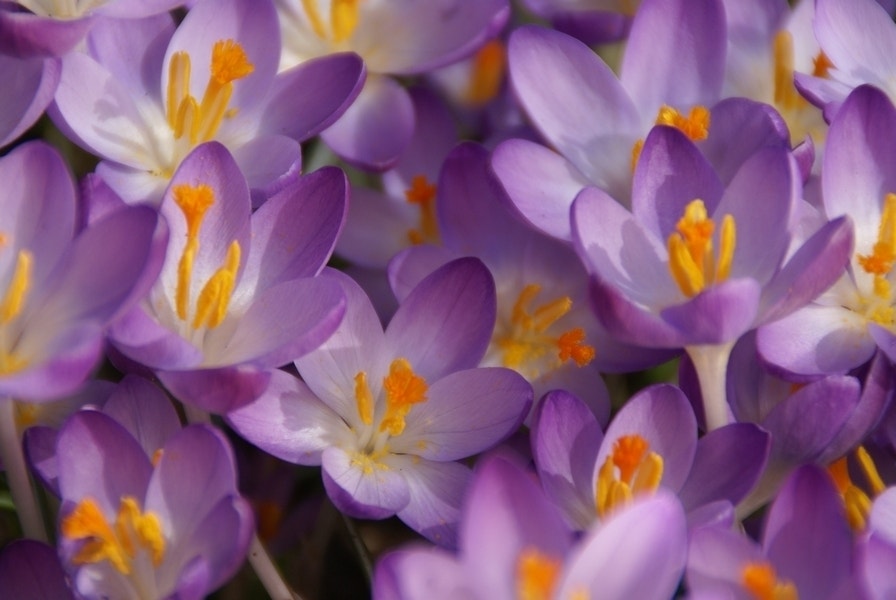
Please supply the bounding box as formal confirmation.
[4,0,896,598]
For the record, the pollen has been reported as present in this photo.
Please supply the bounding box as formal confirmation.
[467,39,506,106]
[62,496,166,575]
[741,561,798,600]
[516,547,561,600]
[631,104,710,171]
[354,370,375,425]
[596,434,663,518]
[302,0,361,44]
[210,40,254,85]
[405,174,440,245]
[379,358,428,436]
[667,199,736,297]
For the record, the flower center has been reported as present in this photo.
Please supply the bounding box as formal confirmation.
[301,0,361,44]
[742,562,799,600]
[855,193,896,327]
[667,199,736,297]
[595,434,663,518]
[172,184,241,331]
[352,357,429,463]
[516,547,561,600]
[404,174,440,245]
[165,39,254,164]
[62,496,166,576]
[492,284,595,380]
[827,446,886,532]
[631,104,711,171]
[0,246,33,375]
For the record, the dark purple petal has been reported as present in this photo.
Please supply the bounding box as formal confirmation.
[102,375,181,459]
[386,257,496,380]
[659,278,761,344]
[588,276,686,348]
[678,423,771,510]
[158,366,271,414]
[23,425,59,495]
[109,305,205,371]
[0,10,92,56]
[261,52,365,141]
[0,55,58,149]
[0,540,73,600]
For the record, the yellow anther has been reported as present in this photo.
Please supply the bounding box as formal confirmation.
[210,39,254,85]
[151,448,164,467]
[301,0,328,39]
[62,496,166,575]
[167,52,192,132]
[379,358,428,436]
[0,249,32,325]
[856,446,886,496]
[516,547,561,600]
[354,371,374,426]
[742,562,799,600]
[191,240,241,329]
[667,199,736,297]
[827,450,886,533]
[631,138,645,173]
[773,30,808,112]
[405,174,440,245]
[173,184,215,321]
[331,0,361,43]
[467,39,506,106]
[596,434,663,518]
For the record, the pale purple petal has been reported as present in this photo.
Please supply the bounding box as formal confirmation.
[531,389,603,529]
[390,456,471,548]
[321,74,414,171]
[57,410,153,515]
[226,368,350,465]
[557,492,687,600]
[374,547,469,600]
[158,366,272,414]
[390,367,531,461]
[386,245,458,303]
[491,137,591,241]
[321,446,411,519]
[230,134,301,194]
[0,10,92,56]
[596,384,697,493]
[338,186,424,269]
[860,534,896,600]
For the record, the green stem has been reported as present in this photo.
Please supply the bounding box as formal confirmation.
[0,398,48,542]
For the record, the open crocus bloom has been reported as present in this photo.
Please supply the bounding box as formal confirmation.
[109,142,348,413]
[55,410,253,600]
[51,0,363,204]
[228,258,532,546]
[0,141,161,401]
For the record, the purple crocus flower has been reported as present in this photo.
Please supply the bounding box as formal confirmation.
[858,486,896,598]
[0,53,58,149]
[108,142,347,413]
[531,385,769,531]
[0,539,74,600]
[228,258,532,546]
[274,0,508,169]
[687,465,857,599]
[55,409,253,599]
[519,0,639,45]
[50,0,364,204]
[759,85,896,376]
[571,125,852,428]
[492,0,727,241]
[0,141,161,401]
[0,0,183,57]
[373,456,688,600]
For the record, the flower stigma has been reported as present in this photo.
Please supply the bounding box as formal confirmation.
[404,174,440,245]
[631,104,711,172]
[741,561,798,600]
[466,39,506,106]
[172,184,242,332]
[301,0,361,44]
[492,284,595,380]
[595,434,663,518]
[667,199,736,297]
